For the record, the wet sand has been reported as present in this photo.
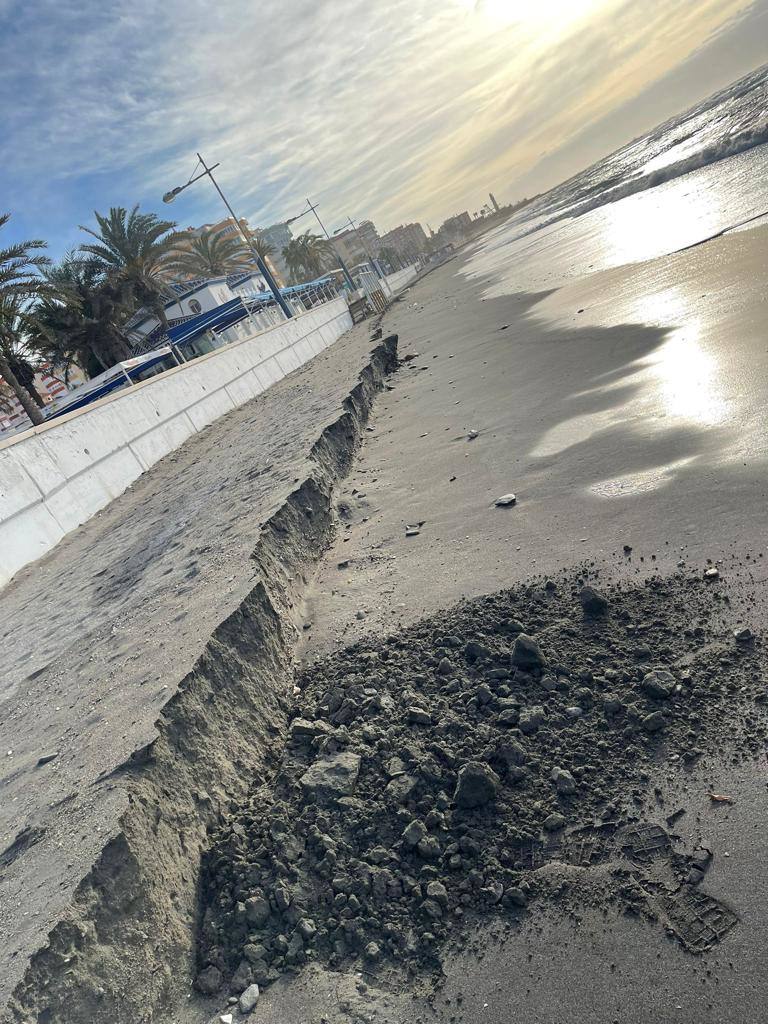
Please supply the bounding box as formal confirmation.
[3,221,768,1023]
[292,225,768,1023]
[300,224,768,660]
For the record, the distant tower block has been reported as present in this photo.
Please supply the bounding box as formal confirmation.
[489,193,500,213]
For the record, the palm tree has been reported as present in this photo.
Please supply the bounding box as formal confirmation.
[0,213,52,426]
[281,232,333,284]
[79,205,178,333]
[162,228,251,281]
[0,296,47,406]
[250,232,275,262]
[34,256,135,377]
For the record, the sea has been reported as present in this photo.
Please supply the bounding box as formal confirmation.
[464,62,768,295]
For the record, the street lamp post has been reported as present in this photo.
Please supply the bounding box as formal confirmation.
[163,153,293,320]
[303,199,356,291]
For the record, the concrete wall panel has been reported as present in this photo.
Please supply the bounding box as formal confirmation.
[0,298,352,587]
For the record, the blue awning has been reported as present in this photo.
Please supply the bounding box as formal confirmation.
[167,297,252,346]
[46,349,173,419]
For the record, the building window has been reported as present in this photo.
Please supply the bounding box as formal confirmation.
[188,299,202,314]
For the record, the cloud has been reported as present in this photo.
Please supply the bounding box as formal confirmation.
[0,0,758,255]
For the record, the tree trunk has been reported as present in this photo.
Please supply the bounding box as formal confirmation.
[152,301,168,329]
[0,351,44,426]
[8,356,45,407]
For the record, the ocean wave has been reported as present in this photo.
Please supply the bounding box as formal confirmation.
[567,122,768,218]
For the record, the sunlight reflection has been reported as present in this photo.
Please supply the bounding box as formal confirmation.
[599,186,725,265]
[649,328,727,425]
[530,288,727,463]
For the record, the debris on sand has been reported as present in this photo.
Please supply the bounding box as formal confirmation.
[579,585,608,617]
[196,570,764,997]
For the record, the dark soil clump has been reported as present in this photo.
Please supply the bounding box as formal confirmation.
[195,569,766,998]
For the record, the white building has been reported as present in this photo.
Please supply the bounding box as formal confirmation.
[125,270,270,354]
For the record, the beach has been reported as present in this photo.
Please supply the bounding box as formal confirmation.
[286,221,768,1023]
[3,177,768,1024]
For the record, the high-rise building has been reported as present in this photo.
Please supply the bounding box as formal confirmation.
[379,222,428,260]
[258,222,294,284]
[331,220,381,268]
[440,212,473,240]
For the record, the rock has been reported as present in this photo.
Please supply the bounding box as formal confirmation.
[494,493,517,507]
[641,711,665,733]
[519,706,545,734]
[238,984,260,1014]
[504,886,528,908]
[603,694,625,715]
[285,931,305,963]
[496,708,519,727]
[422,898,443,919]
[273,881,293,911]
[289,717,330,741]
[194,965,223,995]
[408,706,432,725]
[244,896,270,927]
[220,1015,233,1024]
[686,867,705,885]
[734,627,754,643]
[579,585,608,616]
[565,706,583,719]
[480,880,504,904]
[386,773,417,802]
[464,640,492,661]
[623,544,633,554]
[426,880,449,906]
[230,960,253,992]
[243,943,268,964]
[365,941,381,960]
[356,610,366,620]
[454,761,500,808]
[511,634,545,669]
[300,752,361,801]
[551,767,577,795]
[437,657,454,676]
[403,820,427,847]
[543,812,566,831]
[704,567,719,580]
[417,835,442,859]
[639,670,674,699]
[36,752,58,766]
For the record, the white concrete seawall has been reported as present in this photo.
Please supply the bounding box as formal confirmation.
[383,265,418,295]
[0,298,352,588]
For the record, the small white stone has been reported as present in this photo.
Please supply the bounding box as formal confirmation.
[494,493,516,507]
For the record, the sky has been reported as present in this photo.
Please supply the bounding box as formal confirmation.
[0,0,766,257]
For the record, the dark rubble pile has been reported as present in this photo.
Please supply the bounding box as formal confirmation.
[195,570,766,998]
